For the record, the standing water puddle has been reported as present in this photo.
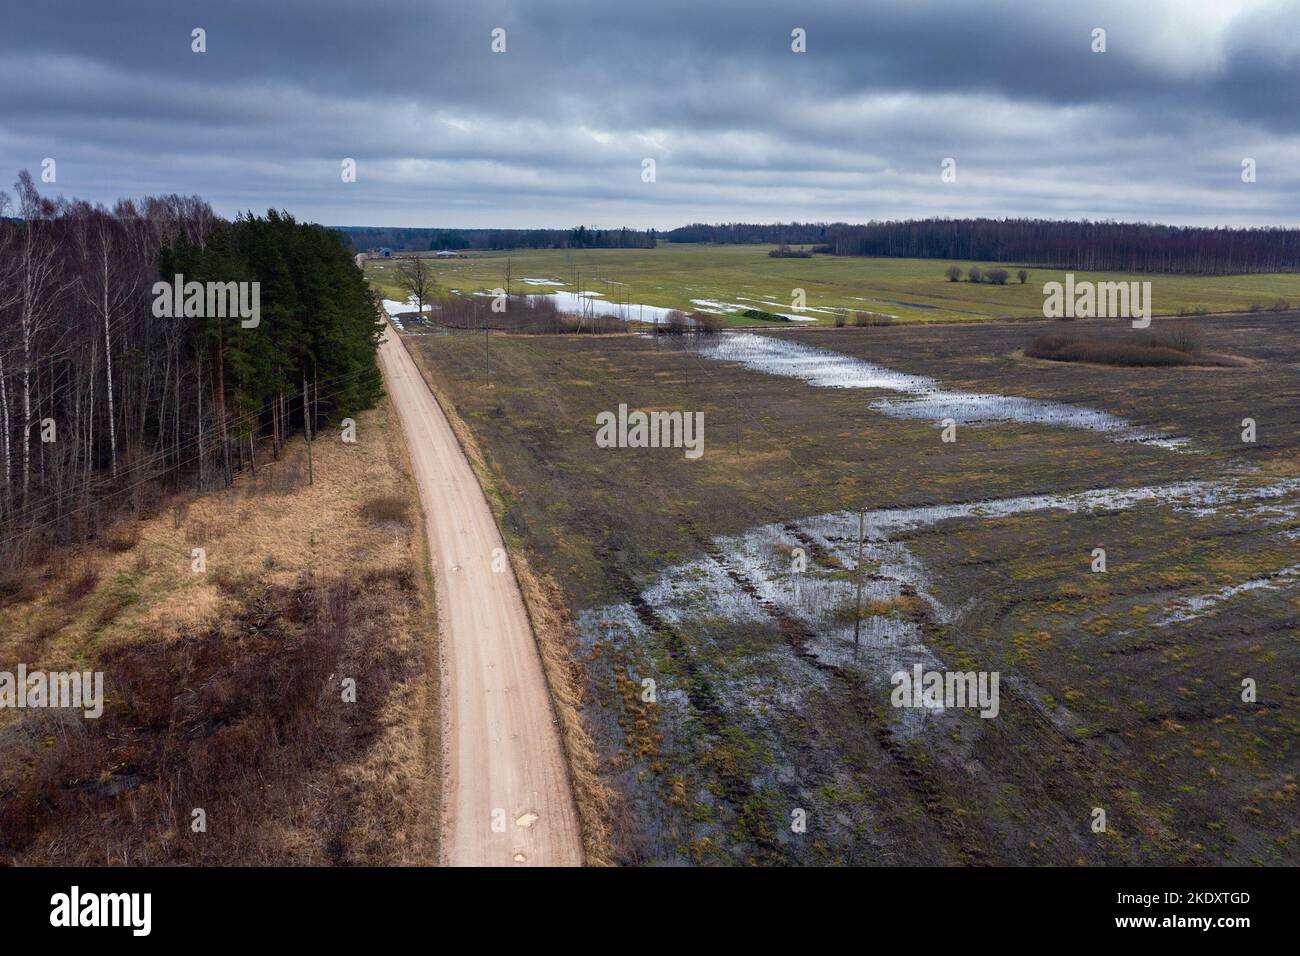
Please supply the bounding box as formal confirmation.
[578,476,1300,738]
[696,333,1187,448]
[1153,563,1300,626]
[542,290,679,324]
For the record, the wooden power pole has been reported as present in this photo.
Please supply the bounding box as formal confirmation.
[854,510,865,645]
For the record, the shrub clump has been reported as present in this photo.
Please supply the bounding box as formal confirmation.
[1025,326,1242,367]
[740,308,790,323]
[768,243,813,258]
[692,311,724,334]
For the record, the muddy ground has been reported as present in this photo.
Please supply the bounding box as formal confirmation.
[411,313,1299,865]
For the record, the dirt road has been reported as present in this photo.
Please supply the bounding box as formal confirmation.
[377,321,583,866]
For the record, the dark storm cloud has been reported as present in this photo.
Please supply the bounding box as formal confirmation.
[2,0,1298,226]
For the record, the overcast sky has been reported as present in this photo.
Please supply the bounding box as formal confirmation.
[3,0,1299,228]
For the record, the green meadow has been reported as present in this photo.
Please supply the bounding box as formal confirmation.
[365,243,1300,324]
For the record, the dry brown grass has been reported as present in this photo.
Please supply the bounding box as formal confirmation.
[0,565,38,605]
[361,494,412,526]
[103,523,141,553]
[60,566,101,603]
[0,401,440,866]
[407,343,615,866]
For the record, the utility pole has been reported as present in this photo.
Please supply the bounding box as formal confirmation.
[575,267,584,334]
[735,393,741,458]
[854,509,865,645]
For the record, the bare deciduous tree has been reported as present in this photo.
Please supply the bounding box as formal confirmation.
[395,255,434,315]
[13,171,66,498]
[70,203,144,477]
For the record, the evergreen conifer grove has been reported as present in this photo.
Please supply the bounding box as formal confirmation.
[0,173,384,565]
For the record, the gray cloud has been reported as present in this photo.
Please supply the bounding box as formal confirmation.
[3,0,1299,226]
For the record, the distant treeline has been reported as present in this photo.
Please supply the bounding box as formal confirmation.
[0,173,381,563]
[336,224,658,252]
[344,217,1300,273]
[666,219,1300,274]
[665,222,833,245]
[816,219,1300,274]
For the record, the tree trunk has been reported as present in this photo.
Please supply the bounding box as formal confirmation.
[0,350,10,514]
[215,331,230,485]
[101,252,118,477]
[21,343,30,499]
[303,372,314,486]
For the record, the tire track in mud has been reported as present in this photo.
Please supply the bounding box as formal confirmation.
[714,508,1190,863]
[608,479,1253,861]
[592,542,785,861]
[781,522,842,570]
[554,348,790,861]
[674,508,987,864]
[899,530,1196,861]
[594,545,724,727]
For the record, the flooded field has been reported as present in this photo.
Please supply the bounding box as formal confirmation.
[576,475,1300,861]
[407,312,1300,865]
[698,333,1189,447]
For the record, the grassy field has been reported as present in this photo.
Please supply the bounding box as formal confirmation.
[366,244,1300,325]
[0,403,441,865]
[405,313,1300,865]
